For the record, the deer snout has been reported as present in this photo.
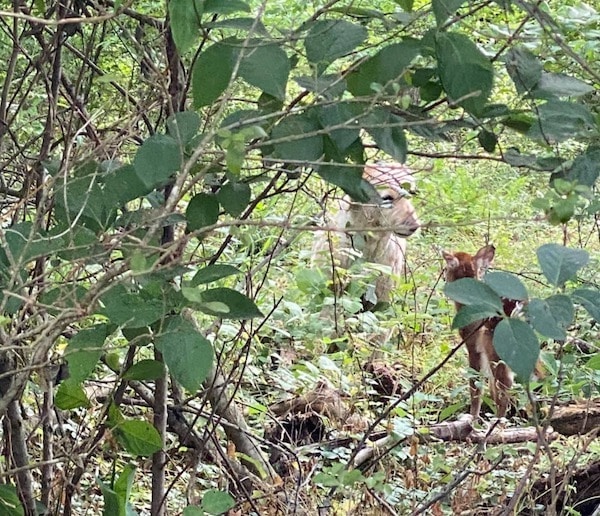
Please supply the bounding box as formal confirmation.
[394,219,420,237]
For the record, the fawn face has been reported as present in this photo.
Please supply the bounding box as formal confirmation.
[442,244,513,418]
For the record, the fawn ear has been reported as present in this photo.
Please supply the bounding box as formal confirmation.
[474,245,495,272]
[441,250,459,269]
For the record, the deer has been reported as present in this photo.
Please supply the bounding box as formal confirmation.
[312,162,420,309]
[442,245,515,418]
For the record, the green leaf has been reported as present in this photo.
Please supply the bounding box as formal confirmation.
[114,420,162,457]
[190,264,241,286]
[186,193,220,231]
[536,244,589,287]
[56,379,91,410]
[452,304,501,330]
[347,40,421,97]
[217,182,251,217]
[585,354,600,370]
[183,507,204,516]
[528,101,595,143]
[505,47,542,95]
[435,32,494,115]
[122,360,166,381]
[573,288,600,322]
[317,163,375,203]
[183,287,263,319]
[103,164,152,205]
[204,0,250,14]
[167,111,201,146]
[305,20,367,71]
[444,278,503,312]
[192,42,235,108]
[363,108,407,162]
[271,113,323,162]
[557,148,600,187]
[99,465,137,516]
[65,324,107,383]
[100,285,166,328]
[483,272,528,301]
[534,72,594,99]
[155,316,214,391]
[432,0,467,26]
[528,295,573,340]
[201,489,236,515]
[133,134,181,189]
[168,0,202,55]
[317,103,361,154]
[204,18,269,36]
[493,319,540,381]
[0,484,24,516]
[238,41,289,99]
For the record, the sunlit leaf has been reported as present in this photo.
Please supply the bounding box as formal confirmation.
[452,304,500,330]
[65,324,107,383]
[114,420,162,457]
[201,489,235,515]
[528,295,573,340]
[444,278,503,311]
[56,379,90,410]
[168,0,202,54]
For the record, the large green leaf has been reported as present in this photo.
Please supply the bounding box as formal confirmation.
[317,163,375,203]
[528,101,595,143]
[122,360,166,381]
[536,244,589,287]
[271,113,323,162]
[186,193,220,231]
[444,278,503,312]
[505,47,542,95]
[432,0,467,26]
[155,316,214,391]
[102,165,152,205]
[168,0,202,55]
[317,103,361,154]
[98,465,136,516]
[114,420,162,457]
[435,32,494,114]
[217,181,251,217]
[204,0,250,14]
[452,304,502,330]
[201,489,236,515]
[555,147,600,187]
[493,318,540,381]
[133,134,181,189]
[65,324,107,383]
[167,111,201,146]
[305,20,367,72]
[238,41,289,99]
[483,271,528,301]
[182,287,263,319]
[528,295,573,340]
[0,484,24,516]
[100,285,166,328]
[363,108,407,162]
[55,379,90,410]
[573,288,600,322]
[192,42,235,108]
[347,40,421,97]
[535,72,594,99]
[1,222,66,266]
[190,264,241,286]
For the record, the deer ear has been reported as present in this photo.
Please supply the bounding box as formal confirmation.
[474,245,495,270]
[442,250,459,269]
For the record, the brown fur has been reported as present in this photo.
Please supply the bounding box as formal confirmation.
[442,245,514,418]
[313,162,420,305]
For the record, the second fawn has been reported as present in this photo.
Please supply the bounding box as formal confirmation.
[442,245,514,418]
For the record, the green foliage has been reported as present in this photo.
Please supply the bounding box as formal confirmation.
[98,465,138,516]
[113,420,163,457]
[198,489,235,515]
[493,319,540,381]
[536,244,589,287]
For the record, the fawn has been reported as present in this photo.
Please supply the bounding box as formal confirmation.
[442,245,514,418]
